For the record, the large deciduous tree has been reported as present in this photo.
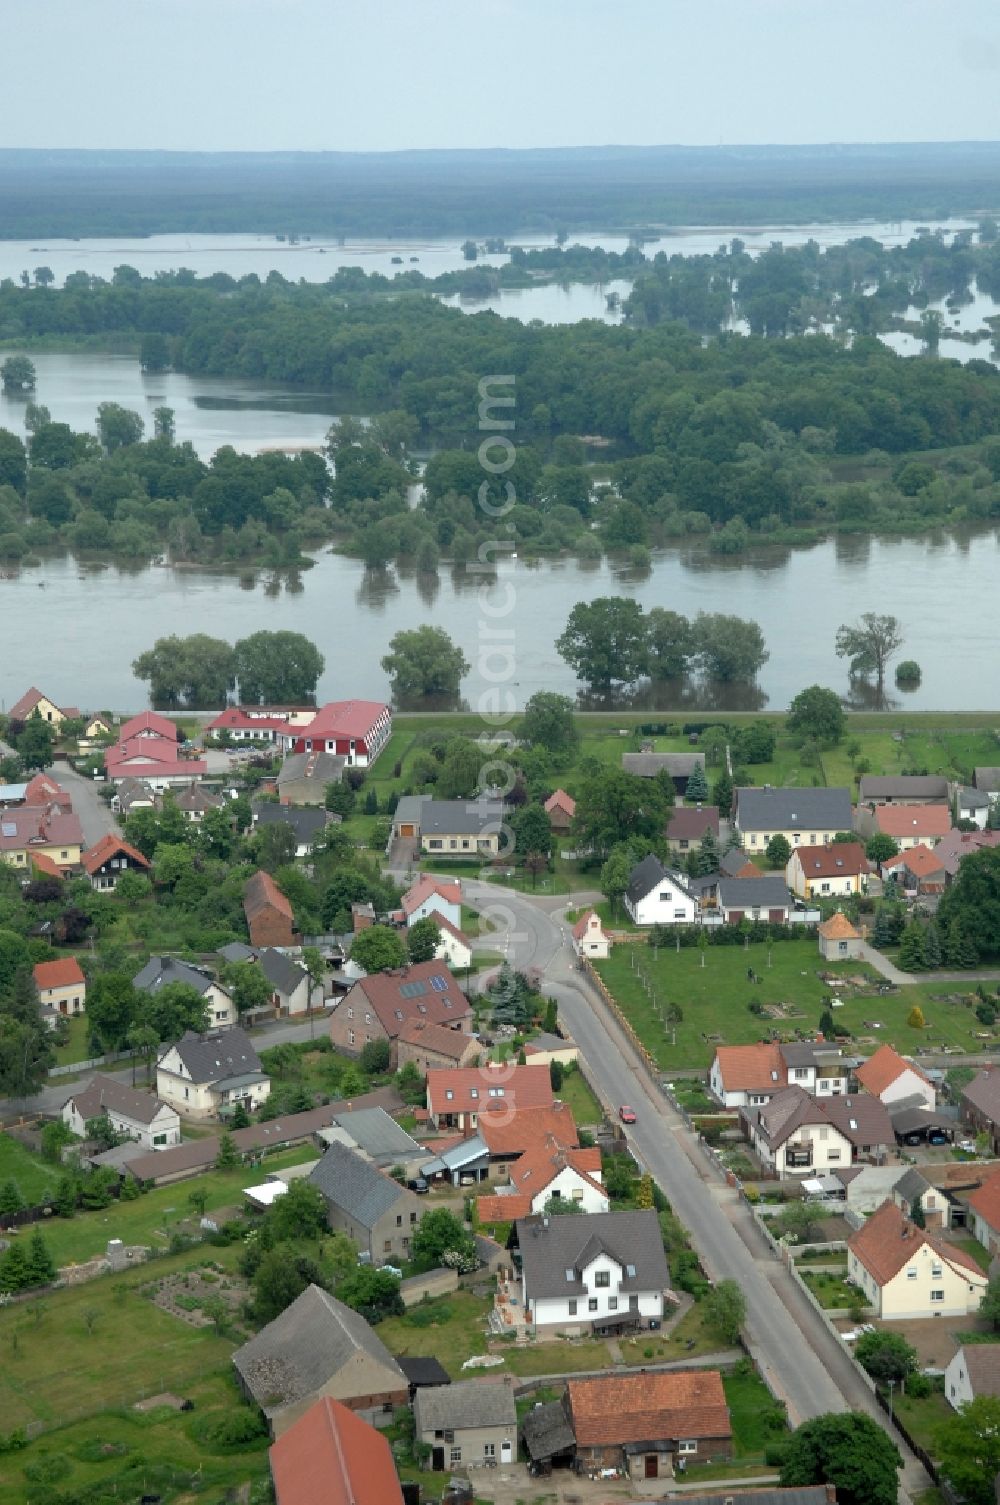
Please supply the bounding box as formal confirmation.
[132,633,236,707]
[233,631,325,705]
[381,625,469,702]
[835,613,904,689]
[937,1396,1000,1505]
[350,924,407,974]
[519,691,579,759]
[787,685,846,743]
[556,597,648,690]
[645,607,694,680]
[780,1413,901,1505]
[573,767,672,859]
[937,846,1000,963]
[0,355,36,393]
[96,402,144,452]
[693,612,769,682]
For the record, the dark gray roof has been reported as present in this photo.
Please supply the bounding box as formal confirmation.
[963,1068,1000,1125]
[735,787,853,833]
[232,1283,404,1412]
[309,1140,408,1228]
[747,1087,892,1149]
[414,1376,516,1433]
[332,1106,424,1163]
[895,1167,933,1201]
[66,1072,172,1126]
[720,846,753,876]
[252,802,329,842]
[626,855,693,907]
[522,1398,576,1461]
[277,751,345,787]
[396,1356,450,1388]
[218,942,255,964]
[516,1209,669,1301]
[975,768,1000,793]
[859,776,950,801]
[394,796,506,837]
[257,947,307,997]
[622,752,705,779]
[134,955,221,998]
[718,876,792,910]
[163,1026,261,1085]
[779,1042,845,1068]
[959,786,992,811]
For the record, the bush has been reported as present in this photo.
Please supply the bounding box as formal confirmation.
[905,1372,932,1398]
[192,1408,268,1451]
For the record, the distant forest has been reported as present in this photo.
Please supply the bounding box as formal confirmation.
[3,142,1000,238]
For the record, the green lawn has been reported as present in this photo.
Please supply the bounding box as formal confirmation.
[376,1291,495,1378]
[595,939,995,1071]
[0,1133,62,1207]
[723,1364,789,1457]
[891,1388,953,1459]
[799,1269,859,1309]
[43,1144,316,1268]
[552,1064,603,1127]
[53,1013,93,1066]
[953,1236,992,1273]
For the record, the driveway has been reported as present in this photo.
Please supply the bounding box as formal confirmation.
[50,759,120,846]
[859,942,1000,988]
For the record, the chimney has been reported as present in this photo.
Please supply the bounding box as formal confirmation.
[826,1486,837,1504]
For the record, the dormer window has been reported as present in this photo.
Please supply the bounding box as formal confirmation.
[470,1088,478,1099]
[626,1263,636,1278]
[565,1268,575,1281]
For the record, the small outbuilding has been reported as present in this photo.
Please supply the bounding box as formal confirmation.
[817,911,862,961]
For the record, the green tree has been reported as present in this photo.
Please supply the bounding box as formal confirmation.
[938,848,1000,963]
[381,626,469,701]
[14,713,55,771]
[513,802,554,862]
[556,597,648,690]
[854,1330,917,1385]
[153,405,175,442]
[703,1279,746,1343]
[574,767,671,859]
[96,402,144,452]
[215,1132,239,1169]
[684,761,709,803]
[835,614,904,689]
[780,1413,900,1505]
[267,1180,329,1242]
[520,692,579,759]
[897,925,927,973]
[351,925,406,974]
[140,981,210,1041]
[864,833,899,864]
[787,685,846,743]
[140,334,170,372]
[252,1248,314,1323]
[713,771,734,819]
[233,631,325,704]
[132,634,236,708]
[224,962,272,1016]
[979,1274,1000,1330]
[765,834,792,869]
[1,355,36,393]
[258,822,297,873]
[407,917,441,964]
[645,607,693,679]
[411,1207,476,1271]
[86,974,141,1053]
[25,1229,56,1286]
[337,1265,404,1324]
[0,430,27,493]
[360,1038,392,1075]
[693,612,768,682]
[937,1396,1000,1505]
[0,1180,25,1216]
[600,848,632,916]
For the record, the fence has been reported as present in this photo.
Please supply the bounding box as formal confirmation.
[48,1047,131,1079]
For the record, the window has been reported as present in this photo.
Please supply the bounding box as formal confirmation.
[588,1298,598,1312]
[484,1442,496,1458]
[450,840,457,850]
[930,1289,944,1303]
[931,1263,943,1278]
[384,1240,392,1253]
[907,1268,918,1281]
[364,1013,371,1025]
[429,839,442,850]
[595,1270,610,1288]
[625,1263,636,1278]
[410,1212,417,1225]
[450,1448,462,1464]
[658,890,672,902]
[609,1296,618,1310]
[794,1068,809,1080]
[565,1268,575,1282]
[396,1215,402,1227]
[674,908,687,920]
[567,1299,577,1315]
[470,1088,479,1099]
[678,1440,698,1455]
[348,1029,355,1045]
[347,1007,354,1019]
[445,1089,454,1100]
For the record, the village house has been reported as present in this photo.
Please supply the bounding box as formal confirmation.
[858,775,950,805]
[134,955,236,1029]
[174,781,225,823]
[564,1370,731,1480]
[82,833,152,892]
[61,1073,181,1150]
[105,737,208,789]
[206,706,316,745]
[476,1101,582,1180]
[832,1164,953,1226]
[967,1166,1000,1253]
[414,1376,516,1473]
[665,804,720,854]
[431,915,473,972]
[329,961,471,1062]
[277,700,392,768]
[476,1134,608,1221]
[786,842,870,900]
[624,855,699,926]
[400,874,462,930]
[118,710,179,743]
[268,1394,405,1505]
[936,827,1000,882]
[713,875,796,924]
[961,1068,1000,1154]
[572,909,612,959]
[516,1208,670,1336]
[308,1141,426,1261]
[974,767,1000,801]
[865,803,953,850]
[720,846,759,878]
[244,869,299,948]
[709,1041,851,1110]
[741,1087,893,1178]
[22,771,72,810]
[817,912,863,961]
[257,948,311,1015]
[945,1346,1000,1412]
[856,1044,936,1110]
[156,1026,270,1120]
[78,713,113,751]
[847,1199,986,1318]
[390,795,507,858]
[233,1283,407,1436]
[891,1167,951,1230]
[275,750,346,804]
[315,1106,426,1172]
[523,1032,579,1069]
[0,804,83,871]
[8,686,78,726]
[33,957,86,1021]
[252,801,331,857]
[395,1017,481,1074]
[544,788,576,832]
[426,1063,553,1132]
[734,787,853,852]
[622,751,706,795]
[956,787,992,829]
[881,844,947,895]
[111,778,157,818]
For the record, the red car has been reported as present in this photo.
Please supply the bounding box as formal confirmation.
[619,1105,637,1125]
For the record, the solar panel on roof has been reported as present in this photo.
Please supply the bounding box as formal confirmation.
[1,823,16,837]
[399,980,427,998]
[429,975,448,992]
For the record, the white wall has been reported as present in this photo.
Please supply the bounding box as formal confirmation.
[530,1165,609,1216]
[626,878,697,927]
[409,894,462,930]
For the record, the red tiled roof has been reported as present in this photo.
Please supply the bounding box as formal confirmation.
[117,711,179,743]
[817,913,861,940]
[856,1044,931,1097]
[791,842,870,878]
[352,962,470,1037]
[875,805,953,839]
[401,875,461,918]
[968,1165,1000,1235]
[508,1134,606,1202]
[208,707,304,733]
[269,1395,404,1505]
[33,957,85,990]
[296,700,389,741]
[544,789,576,817]
[568,1370,731,1448]
[883,844,946,878]
[571,910,608,942]
[82,834,151,876]
[396,1017,477,1061]
[477,1101,579,1156]
[713,1042,785,1093]
[0,805,83,857]
[8,687,57,721]
[244,870,294,922]
[477,1192,532,1222]
[666,805,720,842]
[433,914,472,949]
[848,1199,986,1286]
[427,1064,554,1118]
[30,852,65,880]
[23,772,71,810]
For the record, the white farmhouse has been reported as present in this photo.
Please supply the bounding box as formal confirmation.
[945,1345,1000,1411]
[156,1027,271,1121]
[516,1208,670,1336]
[624,855,698,927]
[62,1074,181,1150]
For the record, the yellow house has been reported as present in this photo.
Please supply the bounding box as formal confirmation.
[392,796,507,859]
[786,842,870,899]
[847,1200,986,1319]
[0,807,84,870]
[78,714,114,752]
[33,958,86,1019]
[734,787,853,853]
[8,686,78,727]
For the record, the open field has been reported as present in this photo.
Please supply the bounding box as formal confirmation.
[595,940,998,1071]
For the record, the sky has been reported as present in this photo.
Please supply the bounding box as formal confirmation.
[8,0,1000,153]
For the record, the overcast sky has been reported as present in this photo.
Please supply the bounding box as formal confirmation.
[9,0,1000,153]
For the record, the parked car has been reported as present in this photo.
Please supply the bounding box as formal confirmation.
[927,1131,949,1145]
[407,1177,429,1194]
[619,1105,637,1124]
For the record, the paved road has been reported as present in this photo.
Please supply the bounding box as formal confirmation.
[50,760,120,846]
[465,880,929,1497]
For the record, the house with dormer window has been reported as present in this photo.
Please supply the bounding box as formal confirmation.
[426,1064,553,1131]
[847,1200,986,1318]
[624,855,698,926]
[516,1209,670,1336]
[329,961,471,1064]
[741,1086,893,1179]
[156,1026,270,1121]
